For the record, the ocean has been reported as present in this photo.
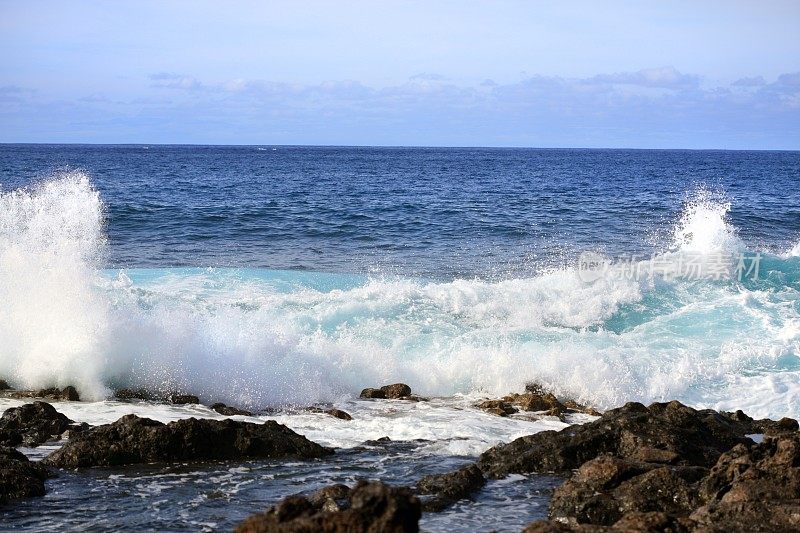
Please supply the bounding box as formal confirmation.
[1,144,799,530]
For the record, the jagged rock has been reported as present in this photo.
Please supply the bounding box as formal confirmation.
[325,409,353,421]
[0,446,50,504]
[169,393,199,405]
[381,383,412,399]
[416,463,486,511]
[475,400,518,417]
[42,414,332,468]
[689,433,800,531]
[524,415,800,531]
[0,401,73,447]
[233,480,421,532]
[211,403,254,416]
[5,386,80,402]
[548,455,705,526]
[359,383,416,400]
[114,388,155,401]
[478,400,766,478]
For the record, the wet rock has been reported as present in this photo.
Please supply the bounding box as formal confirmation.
[211,403,254,416]
[525,413,800,531]
[42,414,333,468]
[360,383,417,400]
[0,401,73,447]
[475,400,518,417]
[548,456,705,526]
[381,383,412,399]
[0,379,10,390]
[416,463,486,512]
[325,409,353,421]
[0,446,50,505]
[5,386,80,402]
[689,433,800,531]
[479,400,761,478]
[114,388,155,401]
[169,393,200,405]
[234,480,421,533]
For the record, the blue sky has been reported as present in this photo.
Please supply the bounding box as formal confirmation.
[1,0,799,148]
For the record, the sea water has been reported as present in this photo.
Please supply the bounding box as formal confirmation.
[1,145,799,530]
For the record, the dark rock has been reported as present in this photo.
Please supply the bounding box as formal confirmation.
[169,393,200,405]
[0,401,73,447]
[211,403,253,416]
[0,379,10,390]
[478,400,761,478]
[360,383,416,400]
[233,480,421,533]
[114,388,155,401]
[416,463,486,512]
[325,409,353,421]
[5,386,80,401]
[380,383,412,399]
[360,388,386,399]
[690,434,800,531]
[39,386,79,401]
[548,455,704,526]
[42,414,332,468]
[475,400,518,417]
[0,446,50,505]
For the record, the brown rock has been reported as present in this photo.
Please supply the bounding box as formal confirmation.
[211,403,254,416]
[169,393,200,405]
[233,480,421,532]
[43,414,332,468]
[0,446,51,505]
[114,388,155,401]
[360,388,386,399]
[325,409,353,421]
[0,401,74,447]
[475,400,518,417]
[416,463,486,512]
[380,383,412,399]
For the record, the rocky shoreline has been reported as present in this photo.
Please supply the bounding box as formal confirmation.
[1,383,799,532]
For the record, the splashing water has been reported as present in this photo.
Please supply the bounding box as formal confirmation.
[1,173,799,418]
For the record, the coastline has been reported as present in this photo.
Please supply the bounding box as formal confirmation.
[2,383,798,531]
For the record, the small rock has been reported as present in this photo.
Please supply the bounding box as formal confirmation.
[169,393,200,405]
[325,409,353,421]
[211,403,253,416]
[416,463,486,512]
[114,388,155,401]
[35,386,80,401]
[475,400,518,417]
[233,480,421,533]
[0,401,74,447]
[360,388,386,399]
[0,446,51,505]
[380,383,412,399]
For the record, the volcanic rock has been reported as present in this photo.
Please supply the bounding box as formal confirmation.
[0,446,50,505]
[0,401,73,447]
[233,480,421,533]
[211,403,254,416]
[478,400,770,478]
[169,393,200,405]
[114,388,155,401]
[42,414,332,468]
[360,383,416,400]
[416,463,486,512]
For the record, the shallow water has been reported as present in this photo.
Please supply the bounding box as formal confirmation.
[1,397,567,532]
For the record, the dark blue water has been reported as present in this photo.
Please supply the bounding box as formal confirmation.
[2,145,798,278]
